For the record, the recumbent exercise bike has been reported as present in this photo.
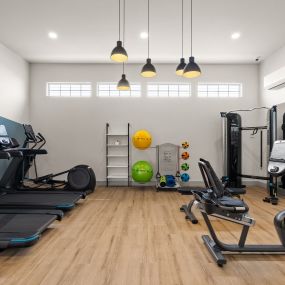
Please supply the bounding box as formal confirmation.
[179,141,285,267]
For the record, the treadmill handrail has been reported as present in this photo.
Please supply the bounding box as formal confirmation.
[269,158,285,163]
[0,151,11,160]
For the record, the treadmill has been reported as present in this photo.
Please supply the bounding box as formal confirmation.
[0,150,63,249]
[0,208,63,249]
[0,126,83,211]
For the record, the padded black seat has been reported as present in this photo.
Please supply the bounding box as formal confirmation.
[217,196,249,212]
[196,191,249,214]
[197,159,249,213]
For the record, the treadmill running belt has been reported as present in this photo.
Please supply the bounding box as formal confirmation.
[0,192,82,210]
[0,213,57,248]
[0,214,14,228]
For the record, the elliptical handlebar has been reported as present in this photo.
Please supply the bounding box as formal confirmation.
[25,134,38,149]
[23,124,47,150]
[36,133,46,149]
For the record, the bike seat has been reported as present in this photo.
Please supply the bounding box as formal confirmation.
[217,196,249,212]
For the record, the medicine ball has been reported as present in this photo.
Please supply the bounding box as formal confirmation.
[181,152,190,160]
[182,141,189,149]
[181,173,190,182]
[181,163,189,171]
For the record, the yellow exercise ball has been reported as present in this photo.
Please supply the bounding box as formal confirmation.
[132,130,152,150]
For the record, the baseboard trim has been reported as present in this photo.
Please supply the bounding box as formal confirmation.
[97,180,267,188]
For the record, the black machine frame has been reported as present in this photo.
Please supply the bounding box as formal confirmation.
[220,106,278,204]
[190,159,285,267]
[13,124,96,194]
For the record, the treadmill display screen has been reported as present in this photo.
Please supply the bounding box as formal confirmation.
[0,125,8,136]
[271,140,285,161]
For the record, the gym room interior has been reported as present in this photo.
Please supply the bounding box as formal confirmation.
[0,0,285,284]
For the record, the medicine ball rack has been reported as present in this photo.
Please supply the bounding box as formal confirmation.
[105,123,130,187]
[155,143,181,191]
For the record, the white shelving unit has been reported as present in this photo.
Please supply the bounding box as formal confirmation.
[107,154,128,157]
[106,123,130,187]
[107,144,128,147]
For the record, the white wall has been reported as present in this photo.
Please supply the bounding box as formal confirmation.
[30,63,259,184]
[259,44,285,143]
[257,44,285,189]
[260,44,285,108]
[0,43,29,122]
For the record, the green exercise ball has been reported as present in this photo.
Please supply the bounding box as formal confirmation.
[132,161,153,183]
[181,163,189,171]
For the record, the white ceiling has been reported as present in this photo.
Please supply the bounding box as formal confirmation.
[0,0,285,64]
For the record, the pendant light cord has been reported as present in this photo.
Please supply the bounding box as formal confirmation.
[123,0,126,73]
[123,0,125,45]
[181,0,184,58]
[190,0,193,56]
[147,0,150,58]
[119,0,121,41]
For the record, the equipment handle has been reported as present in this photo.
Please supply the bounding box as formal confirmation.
[37,133,45,141]
[0,151,11,159]
[36,133,46,149]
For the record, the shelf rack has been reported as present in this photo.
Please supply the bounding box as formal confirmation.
[106,123,130,187]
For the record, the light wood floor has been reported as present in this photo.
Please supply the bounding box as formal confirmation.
[0,187,285,285]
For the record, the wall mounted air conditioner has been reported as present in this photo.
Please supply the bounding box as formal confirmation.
[264,66,285,90]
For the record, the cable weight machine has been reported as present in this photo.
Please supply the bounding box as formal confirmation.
[221,106,278,204]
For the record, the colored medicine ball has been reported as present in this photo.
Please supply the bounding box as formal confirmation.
[165,175,176,187]
[182,141,189,149]
[132,130,152,150]
[181,163,189,171]
[181,173,190,182]
[181,152,189,160]
[132,161,153,183]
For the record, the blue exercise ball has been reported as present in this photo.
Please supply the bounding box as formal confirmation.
[181,173,190,182]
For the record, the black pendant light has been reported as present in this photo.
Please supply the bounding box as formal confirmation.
[183,0,201,78]
[117,74,130,90]
[141,0,156,77]
[117,0,130,90]
[111,0,128,62]
[176,0,186,76]
[117,65,130,90]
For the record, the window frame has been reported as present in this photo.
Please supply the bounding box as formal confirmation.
[197,82,243,98]
[46,82,92,98]
[96,82,141,98]
[147,82,192,98]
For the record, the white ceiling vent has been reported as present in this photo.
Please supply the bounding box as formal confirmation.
[264,66,285,90]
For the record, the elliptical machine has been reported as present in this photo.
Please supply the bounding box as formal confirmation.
[189,155,285,267]
[16,124,96,194]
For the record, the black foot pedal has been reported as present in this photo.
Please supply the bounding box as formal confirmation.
[263,196,278,205]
